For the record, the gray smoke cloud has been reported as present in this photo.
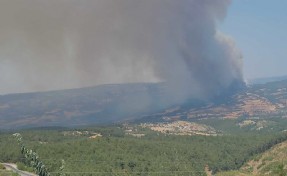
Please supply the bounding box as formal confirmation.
[0,0,243,101]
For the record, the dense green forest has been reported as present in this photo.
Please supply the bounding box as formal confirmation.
[1,121,287,176]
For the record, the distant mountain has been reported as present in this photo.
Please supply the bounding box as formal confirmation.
[0,83,168,129]
[0,80,287,129]
[137,79,287,123]
[248,75,287,85]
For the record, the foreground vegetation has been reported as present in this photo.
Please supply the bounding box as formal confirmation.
[0,170,18,176]
[1,121,287,176]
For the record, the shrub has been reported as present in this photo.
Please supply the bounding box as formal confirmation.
[16,162,26,170]
[0,163,5,169]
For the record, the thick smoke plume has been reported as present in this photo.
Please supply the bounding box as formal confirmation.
[0,0,243,102]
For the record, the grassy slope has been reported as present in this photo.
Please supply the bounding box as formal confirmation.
[0,168,18,176]
[217,140,287,176]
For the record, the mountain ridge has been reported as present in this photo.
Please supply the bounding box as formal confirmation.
[0,79,286,129]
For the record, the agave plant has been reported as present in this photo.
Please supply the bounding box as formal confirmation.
[13,133,50,176]
[59,159,66,176]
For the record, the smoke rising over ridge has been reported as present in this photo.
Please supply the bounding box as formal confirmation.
[0,0,243,101]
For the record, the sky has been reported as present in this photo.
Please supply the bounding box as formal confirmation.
[0,0,286,95]
[220,0,287,79]
[0,0,242,95]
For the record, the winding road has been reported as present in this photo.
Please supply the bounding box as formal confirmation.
[2,163,37,176]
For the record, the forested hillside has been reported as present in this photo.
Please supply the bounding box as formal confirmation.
[1,124,287,176]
